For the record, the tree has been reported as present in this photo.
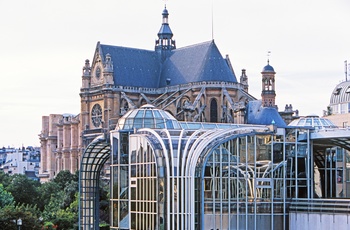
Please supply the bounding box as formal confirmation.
[61,181,78,209]
[99,180,110,224]
[0,184,14,208]
[0,203,42,230]
[37,181,60,211]
[5,174,40,206]
[42,191,78,230]
[52,170,78,190]
[0,171,11,188]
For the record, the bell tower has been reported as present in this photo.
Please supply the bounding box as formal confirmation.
[155,6,176,51]
[261,60,276,107]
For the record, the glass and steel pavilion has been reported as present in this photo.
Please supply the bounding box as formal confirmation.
[79,105,350,229]
[108,105,313,230]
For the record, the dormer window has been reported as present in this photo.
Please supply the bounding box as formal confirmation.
[345,86,350,93]
[334,87,342,95]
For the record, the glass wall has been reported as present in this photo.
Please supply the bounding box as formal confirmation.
[313,147,350,198]
[196,129,311,230]
[111,131,161,230]
[110,127,315,230]
[111,132,130,229]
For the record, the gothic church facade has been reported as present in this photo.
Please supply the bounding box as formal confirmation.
[39,7,284,181]
[80,8,254,143]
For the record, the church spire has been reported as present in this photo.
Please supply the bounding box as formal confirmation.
[155,6,176,51]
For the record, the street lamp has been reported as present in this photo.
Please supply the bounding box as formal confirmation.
[17,218,22,230]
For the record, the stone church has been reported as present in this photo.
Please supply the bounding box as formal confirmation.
[39,7,294,181]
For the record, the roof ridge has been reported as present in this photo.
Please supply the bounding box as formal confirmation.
[174,40,214,51]
[198,41,216,79]
[100,40,216,53]
[100,44,155,53]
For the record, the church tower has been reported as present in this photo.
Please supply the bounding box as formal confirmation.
[155,6,176,51]
[261,60,276,107]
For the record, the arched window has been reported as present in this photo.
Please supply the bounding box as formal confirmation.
[210,99,218,122]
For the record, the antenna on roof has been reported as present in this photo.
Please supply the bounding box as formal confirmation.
[211,0,214,40]
[267,51,271,64]
[345,60,348,81]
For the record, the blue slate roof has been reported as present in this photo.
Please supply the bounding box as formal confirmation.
[262,64,275,72]
[158,24,173,37]
[98,40,237,88]
[100,45,160,88]
[246,100,286,128]
[159,41,237,87]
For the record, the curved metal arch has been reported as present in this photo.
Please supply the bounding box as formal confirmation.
[138,128,172,230]
[79,135,111,230]
[184,127,271,229]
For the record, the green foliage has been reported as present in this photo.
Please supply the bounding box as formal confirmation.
[42,190,79,229]
[61,181,78,209]
[99,222,110,230]
[37,181,60,211]
[43,222,57,229]
[0,170,109,229]
[52,171,78,190]
[99,180,110,224]
[52,208,78,230]
[5,174,40,206]
[0,171,11,188]
[0,184,14,208]
[0,203,42,230]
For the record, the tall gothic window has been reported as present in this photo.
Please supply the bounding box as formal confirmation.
[210,99,218,122]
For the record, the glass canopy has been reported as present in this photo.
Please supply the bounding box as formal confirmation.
[288,115,338,129]
[116,104,181,130]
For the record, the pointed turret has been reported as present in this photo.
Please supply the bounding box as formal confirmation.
[155,6,176,51]
[81,59,91,90]
[103,53,114,86]
[240,69,248,92]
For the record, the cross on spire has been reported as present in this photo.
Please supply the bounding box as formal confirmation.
[267,51,271,65]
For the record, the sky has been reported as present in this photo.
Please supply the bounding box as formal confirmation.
[0,0,349,148]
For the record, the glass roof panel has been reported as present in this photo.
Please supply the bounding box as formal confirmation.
[133,118,143,128]
[155,119,165,129]
[144,110,153,118]
[118,118,125,129]
[305,119,312,126]
[128,110,138,117]
[320,119,329,126]
[144,118,155,128]
[203,124,217,129]
[216,124,233,129]
[116,104,181,130]
[172,121,181,129]
[298,119,305,126]
[135,110,145,118]
[288,115,338,129]
[153,110,162,118]
[187,123,202,129]
[166,120,174,129]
